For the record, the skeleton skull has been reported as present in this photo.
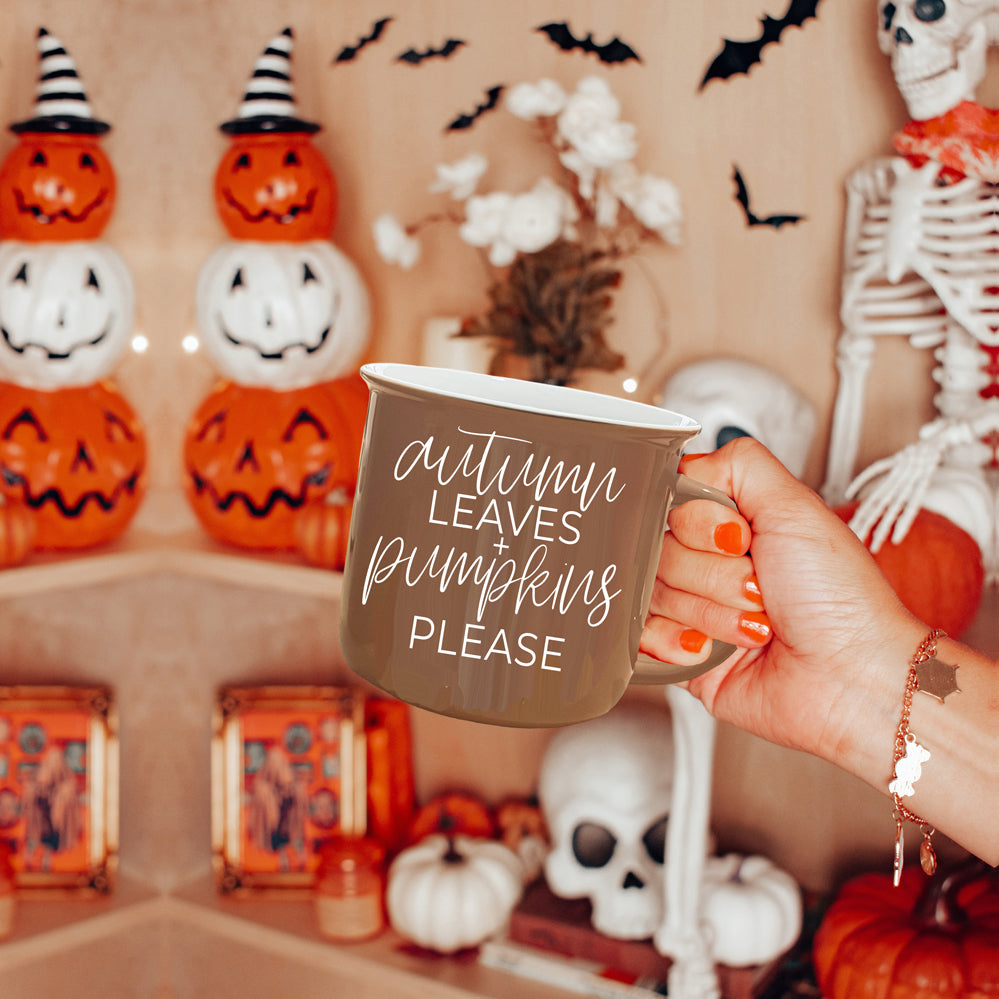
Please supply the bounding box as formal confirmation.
[659,358,817,478]
[538,702,673,940]
[877,0,996,121]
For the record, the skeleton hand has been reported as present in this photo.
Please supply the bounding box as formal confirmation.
[845,418,976,552]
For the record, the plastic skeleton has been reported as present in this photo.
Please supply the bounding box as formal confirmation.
[822,0,999,577]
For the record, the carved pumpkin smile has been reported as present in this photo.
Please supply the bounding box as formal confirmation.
[1,316,110,360]
[12,183,111,226]
[216,314,330,360]
[189,460,332,517]
[219,184,319,227]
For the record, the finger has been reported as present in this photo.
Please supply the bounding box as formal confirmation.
[667,496,750,557]
[654,534,762,613]
[649,579,772,649]
[639,613,728,668]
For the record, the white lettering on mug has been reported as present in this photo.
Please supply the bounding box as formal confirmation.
[408,614,564,671]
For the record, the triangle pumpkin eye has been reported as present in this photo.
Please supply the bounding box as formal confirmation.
[30,150,46,166]
[282,407,328,442]
[196,410,227,444]
[234,153,251,170]
[12,263,27,284]
[86,268,101,291]
[80,153,97,171]
[284,150,300,166]
[2,407,47,442]
[302,262,318,284]
[230,268,244,291]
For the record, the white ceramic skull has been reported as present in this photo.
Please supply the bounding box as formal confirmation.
[877,0,996,120]
[538,702,673,940]
[196,239,370,389]
[659,357,816,478]
[0,240,133,389]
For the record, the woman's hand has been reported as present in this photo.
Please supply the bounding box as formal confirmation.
[641,438,924,765]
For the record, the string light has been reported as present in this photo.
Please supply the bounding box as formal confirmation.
[181,334,200,354]
[130,333,149,354]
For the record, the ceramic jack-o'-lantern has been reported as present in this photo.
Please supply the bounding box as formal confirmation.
[0,380,146,550]
[196,239,369,390]
[215,28,337,241]
[0,240,134,389]
[183,374,367,553]
[0,28,115,242]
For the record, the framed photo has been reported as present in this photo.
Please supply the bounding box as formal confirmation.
[0,685,118,894]
[211,685,366,894]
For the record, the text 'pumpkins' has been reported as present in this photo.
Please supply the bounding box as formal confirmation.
[813,862,999,999]
[183,373,367,552]
[834,501,984,638]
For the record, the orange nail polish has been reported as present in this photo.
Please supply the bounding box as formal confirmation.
[743,574,764,606]
[679,629,708,653]
[714,521,744,555]
[739,611,771,642]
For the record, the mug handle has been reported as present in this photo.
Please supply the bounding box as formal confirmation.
[630,473,740,686]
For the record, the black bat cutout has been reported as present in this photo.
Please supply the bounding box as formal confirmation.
[536,22,641,65]
[397,38,465,64]
[447,85,504,132]
[333,16,393,64]
[732,166,804,230]
[700,0,821,89]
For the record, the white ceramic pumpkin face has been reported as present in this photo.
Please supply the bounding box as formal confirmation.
[0,240,133,389]
[196,239,370,389]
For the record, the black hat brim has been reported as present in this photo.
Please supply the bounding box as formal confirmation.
[10,115,110,136]
[219,114,320,135]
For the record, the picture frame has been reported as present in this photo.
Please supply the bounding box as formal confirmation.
[0,685,118,895]
[211,684,366,894]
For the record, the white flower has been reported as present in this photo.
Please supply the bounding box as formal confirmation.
[501,177,575,255]
[611,166,684,244]
[372,213,421,269]
[594,182,620,229]
[558,76,636,169]
[459,191,512,248]
[429,153,488,200]
[559,148,597,199]
[506,78,567,120]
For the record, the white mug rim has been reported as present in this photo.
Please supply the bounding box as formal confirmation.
[361,363,701,434]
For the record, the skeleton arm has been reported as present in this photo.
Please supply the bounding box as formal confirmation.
[822,158,949,505]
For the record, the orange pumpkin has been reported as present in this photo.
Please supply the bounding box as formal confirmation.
[813,862,999,999]
[295,495,353,570]
[0,134,115,241]
[183,373,367,550]
[0,500,35,566]
[214,133,337,242]
[834,502,985,638]
[408,793,496,844]
[0,380,146,549]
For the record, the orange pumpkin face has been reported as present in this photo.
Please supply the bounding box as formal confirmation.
[214,134,337,241]
[0,381,146,549]
[183,374,367,550]
[0,134,115,241]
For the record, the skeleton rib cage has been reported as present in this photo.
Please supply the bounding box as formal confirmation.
[824,156,999,577]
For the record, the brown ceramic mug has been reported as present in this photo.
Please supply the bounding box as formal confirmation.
[340,363,738,728]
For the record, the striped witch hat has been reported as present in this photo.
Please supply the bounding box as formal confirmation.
[11,28,110,135]
[220,27,320,135]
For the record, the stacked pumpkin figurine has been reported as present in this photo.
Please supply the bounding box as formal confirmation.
[0,29,146,564]
[183,28,371,568]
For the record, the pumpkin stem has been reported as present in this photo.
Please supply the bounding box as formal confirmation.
[913,858,989,929]
[442,836,465,865]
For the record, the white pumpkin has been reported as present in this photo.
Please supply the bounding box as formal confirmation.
[701,853,803,968]
[386,834,524,953]
[0,240,134,389]
[196,239,370,389]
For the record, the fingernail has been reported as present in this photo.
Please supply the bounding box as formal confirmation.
[679,629,708,654]
[714,521,744,555]
[739,611,771,642]
[743,574,764,606]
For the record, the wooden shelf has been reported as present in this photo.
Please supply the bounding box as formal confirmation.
[0,875,159,974]
[0,528,343,601]
[166,875,578,999]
